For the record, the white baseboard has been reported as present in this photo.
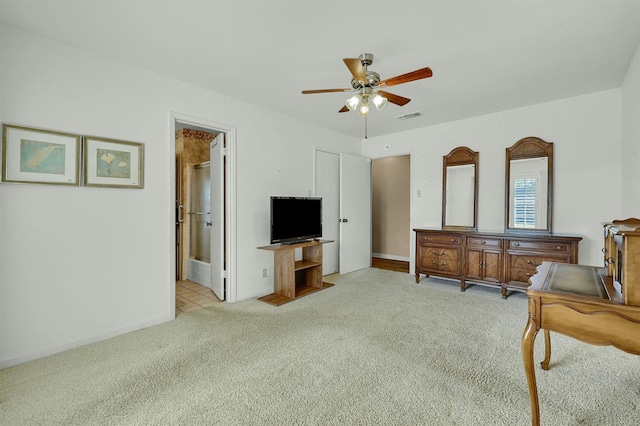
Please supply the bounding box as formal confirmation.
[0,313,174,369]
[372,253,410,262]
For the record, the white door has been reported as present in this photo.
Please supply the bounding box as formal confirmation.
[339,153,372,274]
[209,134,224,300]
[316,151,340,275]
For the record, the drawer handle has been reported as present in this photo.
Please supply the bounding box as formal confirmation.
[432,250,446,256]
[480,241,486,245]
[602,248,608,253]
[431,261,447,267]
[556,245,562,250]
[451,238,455,242]
[606,257,615,265]
[527,260,532,264]
[513,242,520,247]
[526,272,531,276]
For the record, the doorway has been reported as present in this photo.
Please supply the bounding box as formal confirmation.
[175,130,216,287]
[170,112,237,315]
[371,155,411,268]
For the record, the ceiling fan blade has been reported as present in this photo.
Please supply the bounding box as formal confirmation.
[302,88,351,94]
[343,58,367,85]
[378,67,433,88]
[378,90,411,106]
[338,105,349,113]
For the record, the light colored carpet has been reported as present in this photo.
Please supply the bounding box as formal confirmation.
[1,268,639,425]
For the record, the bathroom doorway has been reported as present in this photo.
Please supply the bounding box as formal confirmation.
[175,128,217,286]
[171,112,238,313]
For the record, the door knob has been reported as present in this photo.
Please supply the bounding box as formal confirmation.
[340,218,349,223]
[206,221,212,227]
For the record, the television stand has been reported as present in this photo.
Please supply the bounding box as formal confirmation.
[257,239,334,306]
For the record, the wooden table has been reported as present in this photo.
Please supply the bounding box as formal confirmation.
[522,262,640,425]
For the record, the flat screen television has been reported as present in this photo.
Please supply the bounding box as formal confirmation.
[270,196,322,244]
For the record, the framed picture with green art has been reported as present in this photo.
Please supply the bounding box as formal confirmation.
[1,123,81,185]
[83,136,144,189]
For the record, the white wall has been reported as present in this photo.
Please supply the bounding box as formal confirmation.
[622,42,640,216]
[0,26,360,367]
[362,89,623,271]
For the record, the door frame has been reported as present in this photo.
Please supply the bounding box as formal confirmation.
[368,151,414,274]
[170,112,238,312]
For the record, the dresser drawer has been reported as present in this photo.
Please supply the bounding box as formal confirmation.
[418,234,461,245]
[507,254,570,284]
[508,239,571,253]
[509,268,537,283]
[420,246,459,262]
[425,258,459,274]
[509,254,570,270]
[417,245,460,275]
[467,237,501,248]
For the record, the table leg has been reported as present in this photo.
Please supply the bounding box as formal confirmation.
[522,317,541,426]
[541,329,551,370]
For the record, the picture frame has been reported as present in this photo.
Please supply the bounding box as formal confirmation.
[1,123,81,186]
[83,136,144,189]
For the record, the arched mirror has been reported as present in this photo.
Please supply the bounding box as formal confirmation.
[442,146,478,230]
[505,137,553,234]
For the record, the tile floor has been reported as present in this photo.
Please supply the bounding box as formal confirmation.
[175,280,221,316]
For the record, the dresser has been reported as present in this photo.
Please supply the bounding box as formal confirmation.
[414,228,581,297]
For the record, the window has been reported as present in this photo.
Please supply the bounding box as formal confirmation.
[513,177,536,228]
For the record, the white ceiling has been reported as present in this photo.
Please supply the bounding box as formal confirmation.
[2,0,640,140]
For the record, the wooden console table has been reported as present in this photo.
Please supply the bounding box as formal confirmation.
[257,240,334,306]
[522,262,640,425]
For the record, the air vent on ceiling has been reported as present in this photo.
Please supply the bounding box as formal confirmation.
[396,111,422,120]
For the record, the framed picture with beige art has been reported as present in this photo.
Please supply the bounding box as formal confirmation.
[82,136,144,189]
[1,123,81,186]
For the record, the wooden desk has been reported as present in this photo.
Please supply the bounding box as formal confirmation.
[522,262,640,425]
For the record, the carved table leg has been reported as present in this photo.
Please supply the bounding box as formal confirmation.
[415,273,420,283]
[460,278,466,292]
[541,329,551,370]
[522,317,541,426]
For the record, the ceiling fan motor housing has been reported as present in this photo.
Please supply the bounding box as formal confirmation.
[351,71,381,89]
[359,53,374,66]
[350,53,378,89]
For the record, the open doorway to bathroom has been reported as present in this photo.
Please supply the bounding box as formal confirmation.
[171,113,237,316]
[175,127,221,314]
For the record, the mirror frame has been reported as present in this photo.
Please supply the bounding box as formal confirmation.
[442,146,479,231]
[505,136,553,234]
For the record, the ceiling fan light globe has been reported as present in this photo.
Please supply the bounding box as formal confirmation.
[345,95,360,111]
[359,101,370,117]
[372,93,388,110]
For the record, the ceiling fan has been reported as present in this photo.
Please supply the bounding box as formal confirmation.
[301,53,433,118]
